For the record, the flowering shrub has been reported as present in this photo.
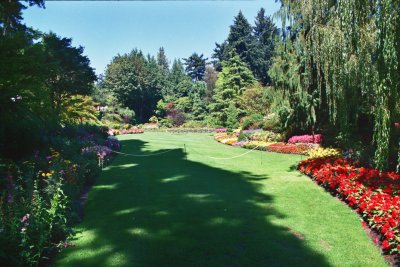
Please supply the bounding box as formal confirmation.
[298,157,400,255]
[215,128,227,133]
[307,147,341,160]
[288,134,323,144]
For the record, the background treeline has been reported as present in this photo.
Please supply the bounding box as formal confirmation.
[96,9,279,130]
[98,2,400,172]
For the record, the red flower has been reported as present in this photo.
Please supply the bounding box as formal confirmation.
[386,231,395,239]
[382,240,391,250]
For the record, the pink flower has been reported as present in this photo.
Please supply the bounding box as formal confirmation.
[21,214,30,223]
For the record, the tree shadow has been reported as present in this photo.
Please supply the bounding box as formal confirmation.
[57,139,331,267]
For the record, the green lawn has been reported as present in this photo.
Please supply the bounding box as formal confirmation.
[55,132,388,267]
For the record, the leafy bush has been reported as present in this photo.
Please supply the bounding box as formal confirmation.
[149,116,158,123]
[159,117,173,128]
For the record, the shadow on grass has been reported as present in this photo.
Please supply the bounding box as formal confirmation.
[57,139,331,267]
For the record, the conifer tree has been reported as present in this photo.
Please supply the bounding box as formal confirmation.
[210,52,256,125]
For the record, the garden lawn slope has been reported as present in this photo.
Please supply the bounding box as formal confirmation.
[55,132,388,267]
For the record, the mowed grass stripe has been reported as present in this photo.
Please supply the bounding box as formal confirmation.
[55,132,388,267]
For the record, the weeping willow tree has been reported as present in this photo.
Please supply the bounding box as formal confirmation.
[270,0,399,171]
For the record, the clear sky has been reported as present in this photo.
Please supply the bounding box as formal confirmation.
[23,1,281,75]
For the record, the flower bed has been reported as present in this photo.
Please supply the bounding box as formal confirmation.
[0,125,120,266]
[214,130,313,155]
[298,157,400,255]
[265,142,310,154]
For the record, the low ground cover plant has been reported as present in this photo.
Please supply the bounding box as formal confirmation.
[298,157,400,255]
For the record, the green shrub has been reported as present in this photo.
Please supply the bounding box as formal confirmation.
[262,113,281,131]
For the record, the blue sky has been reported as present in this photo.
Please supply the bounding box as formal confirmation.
[23,1,281,75]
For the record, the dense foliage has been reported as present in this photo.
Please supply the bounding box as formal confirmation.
[270,0,400,171]
[0,2,110,265]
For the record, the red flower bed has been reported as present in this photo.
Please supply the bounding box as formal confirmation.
[266,142,310,155]
[298,157,400,255]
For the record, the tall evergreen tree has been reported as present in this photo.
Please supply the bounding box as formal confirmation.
[155,47,171,99]
[183,52,208,81]
[210,52,256,125]
[227,11,253,57]
[249,8,278,84]
[213,10,278,84]
[157,47,169,74]
[213,11,253,68]
[204,65,218,103]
